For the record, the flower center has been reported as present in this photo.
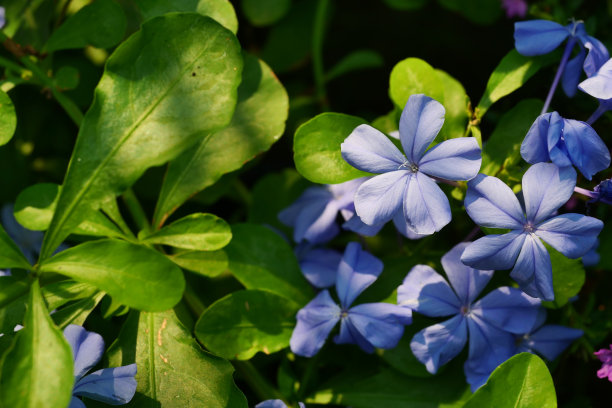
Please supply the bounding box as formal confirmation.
[399,161,419,173]
[523,222,536,233]
[340,309,349,319]
[460,305,470,316]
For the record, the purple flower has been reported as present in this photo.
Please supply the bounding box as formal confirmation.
[255,400,305,408]
[461,163,603,301]
[290,242,412,357]
[514,20,609,96]
[520,112,610,180]
[501,0,527,18]
[595,345,612,382]
[398,243,540,380]
[0,7,5,30]
[64,325,137,408]
[341,94,481,235]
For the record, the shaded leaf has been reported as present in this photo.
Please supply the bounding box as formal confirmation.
[545,246,586,309]
[135,0,238,33]
[0,90,16,146]
[0,223,30,270]
[241,0,291,26]
[326,50,384,82]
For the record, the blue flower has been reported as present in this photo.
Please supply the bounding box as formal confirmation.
[582,239,600,267]
[514,19,609,96]
[461,163,603,301]
[398,242,540,378]
[290,242,412,357]
[578,58,612,120]
[255,400,305,408]
[341,94,481,235]
[520,112,610,180]
[295,243,342,288]
[64,325,137,408]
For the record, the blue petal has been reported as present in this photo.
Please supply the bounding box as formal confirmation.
[582,36,610,77]
[72,364,137,405]
[523,325,583,361]
[464,353,509,393]
[522,163,576,224]
[297,246,342,288]
[514,20,569,56]
[354,171,409,226]
[255,400,288,408]
[278,187,335,242]
[410,315,467,374]
[398,94,445,163]
[471,286,541,334]
[397,264,461,316]
[441,242,493,305]
[510,234,554,301]
[563,119,611,180]
[392,211,427,240]
[334,315,375,353]
[327,177,368,206]
[562,47,586,97]
[582,239,600,267]
[68,397,87,408]
[290,290,340,357]
[418,137,481,181]
[336,242,383,309]
[461,231,526,271]
[403,172,451,235]
[466,316,516,371]
[341,124,406,173]
[579,58,612,99]
[63,324,104,381]
[536,213,603,258]
[342,213,384,237]
[521,112,560,165]
[464,174,525,229]
[293,200,339,244]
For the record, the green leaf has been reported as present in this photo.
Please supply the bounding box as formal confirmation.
[106,309,247,407]
[325,49,384,82]
[464,353,557,408]
[383,0,428,10]
[40,13,243,259]
[153,54,287,227]
[195,289,297,360]
[45,0,127,52]
[436,0,501,25]
[0,223,30,270]
[143,213,231,251]
[293,112,369,184]
[225,224,313,306]
[481,99,543,176]
[135,0,238,34]
[477,50,552,117]
[389,58,445,109]
[241,0,291,26]
[546,246,586,308]
[52,292,105,329]
[168,249,228,277]
[0,90,17,146]
[54,66,80,90]
[0,280,73,408]
[435,69,469,141]
[39,239,185,312]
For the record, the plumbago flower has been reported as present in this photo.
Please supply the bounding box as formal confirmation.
[256,400,305,408]
[461,163,603,301]
[398,242,540,383]
[290,242,412,357]
[341,94,481,235]
[64,325,137,408]
[294,242,342,288]
[578,58,612,122]
[520,112,610,180]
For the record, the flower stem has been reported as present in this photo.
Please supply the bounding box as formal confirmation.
[587,104,607,125]
[122,188,152,234]
[574,186,612,205]
[541,37,577,115]
[312,0,330,110]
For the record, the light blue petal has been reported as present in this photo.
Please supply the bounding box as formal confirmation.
[336,242,383,309]
[471,286,541,334]
[536,213,603,258]
[460,231,526,271]
[63,324,104,381]
[579,58,612,99]
[410,315,467,374]
[334,315,375,353]
[298,247,342,288]
[339,303,411,350]
[72,364,137,405]
[546,113,573,168]
[522,163,576,224]
[563,119,611,180]
[510,234,554,301]
[524,325,583,361]
[582,36,610,77]
[466,315,516,371]
[392,211,427,240]
[514,20,570,56]
[561,47,586,97]
[403,172,451,235]
[290,290,340,357]
[293,200,339,244]
[68,397,87,408]
[441,242,493,305]
[521,112,560,165]
[418,137,481,181]
[342,213,384,237]
[354,170,409,226]
[255,400,288,408]
[464,174,525,229]
[397,264,461,316]
[464,353,509,392]
[398,94,445,163]
[278,187,331,228]
[341,124,407,173]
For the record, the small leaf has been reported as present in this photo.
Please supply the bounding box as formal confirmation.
[546,246,586,308]
[52,292,105,329]
[293,112,369,184]
[0,224,30,270]
[326,49,384,82]
[225,224,314,306]
[45,0,127,52]
[143,213,231,251]
[435,69,469,141]
[169,249,228,277]
[195,289,297,360]
[39,239,185,312]
[389,57,445,109]
[464,353,557,408]
[0,90,17,146]
[241,0,291,26]
[0,280,74,408]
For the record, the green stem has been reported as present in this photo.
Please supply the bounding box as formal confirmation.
[183,285,206,317]
[233,360,287,403]
[122,188,151,234]
[233,179,252,207]
[0,55,28,75]
[101,198,135,238]
[312,0,330,110]
[296,351,321,401]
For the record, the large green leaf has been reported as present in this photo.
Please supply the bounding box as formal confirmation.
[0,280,73,408]
[293,113,369,184]
[40,13,243,259]
[0,223,30,270]
[168,249,228,277]
[135,0,238,33]
[225,224,313,306]
[45,0,127,52]
[153,55,287,227]
[241,0,291,26]
[464,353,556,408]
[105,309,247,407]
[142,213,231,251]
[39,239,185,312]
[0,90,17,146]
[195,289,297,359]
